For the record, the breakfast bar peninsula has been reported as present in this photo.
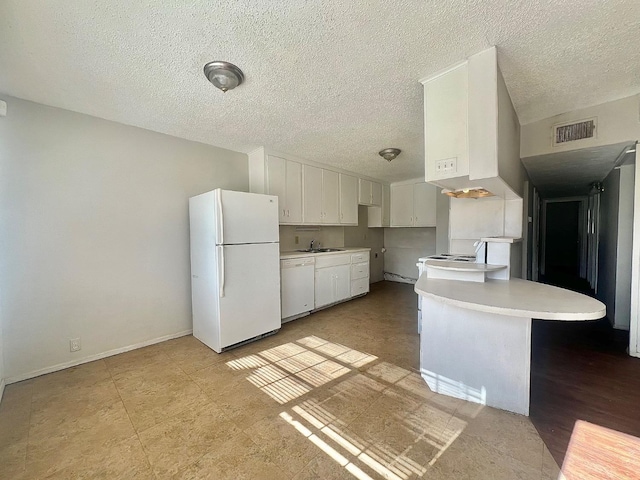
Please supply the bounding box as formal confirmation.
[415,257,605,416]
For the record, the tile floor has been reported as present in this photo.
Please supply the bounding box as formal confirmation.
[0,281,560,479]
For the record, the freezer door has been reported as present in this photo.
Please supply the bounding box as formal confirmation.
[218,243,281,349]
[216,189,279,245]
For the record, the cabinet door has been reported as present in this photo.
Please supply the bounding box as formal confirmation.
[286,160,302,223]
[266,155,287,223]
[367,206,382,227]
[390,184,414,227]
[322,169,340,224]
[303,165,323,224]
[382,184,391,226]
[339,174,358,224]
[334,265,351,302]
[358,179,372,205]
[314,268,334,308]
[413,182,437,227]
[371,181,382,206]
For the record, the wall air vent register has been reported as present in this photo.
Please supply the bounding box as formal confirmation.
[553,118,597,146]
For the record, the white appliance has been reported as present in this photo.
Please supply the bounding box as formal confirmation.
[189,189,281,353]
[280,257,315,321]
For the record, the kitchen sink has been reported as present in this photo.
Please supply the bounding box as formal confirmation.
[295,248,344,253]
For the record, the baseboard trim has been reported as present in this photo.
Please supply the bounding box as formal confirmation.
[5,329,193,385]
[0,378,5,404]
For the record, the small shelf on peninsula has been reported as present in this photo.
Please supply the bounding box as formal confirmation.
[423,259,507,283]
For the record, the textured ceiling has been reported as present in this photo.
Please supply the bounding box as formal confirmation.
[521,142,635,197]
[1,1,639,182]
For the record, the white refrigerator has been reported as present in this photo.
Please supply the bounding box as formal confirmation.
[189,189,281,353]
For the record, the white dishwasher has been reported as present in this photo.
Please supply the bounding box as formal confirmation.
[280,256,315,322]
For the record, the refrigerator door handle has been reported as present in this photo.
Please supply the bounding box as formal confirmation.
[218,246,225,298]
[216,189,224,245]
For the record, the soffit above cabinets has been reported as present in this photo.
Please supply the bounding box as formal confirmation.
[1,1,640,183]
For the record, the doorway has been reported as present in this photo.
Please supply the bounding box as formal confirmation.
[540,197,590,292]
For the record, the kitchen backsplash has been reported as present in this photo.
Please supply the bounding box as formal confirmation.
[279,225,345,252]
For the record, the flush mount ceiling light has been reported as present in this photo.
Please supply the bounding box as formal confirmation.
[203,61,244,92]
[379,148,401,162]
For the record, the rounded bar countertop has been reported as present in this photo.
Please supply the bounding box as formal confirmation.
[415,276,606,321]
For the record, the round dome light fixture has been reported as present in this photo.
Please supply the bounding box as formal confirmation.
[204,61,245,92]
[379,148,401,162]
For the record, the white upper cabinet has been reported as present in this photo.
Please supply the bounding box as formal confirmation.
[303,165,323,224]
[358,179,382,206]
[413,182,436,227]
[390,180,436,227]
[303,165,341,225]
[371,181,382,206]
[368,183,390,228]
[266,155,302,224]
[390,184,414,227]
[339,174,358,225]
[322,170,340,224]
[249,148,304,224]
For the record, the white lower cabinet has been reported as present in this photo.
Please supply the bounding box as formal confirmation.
[315,264,350,308]
[349,252,370,297]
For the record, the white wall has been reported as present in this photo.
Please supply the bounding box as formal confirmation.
[497,69,525,197]
[383,228,437,281]
[521,95,640,158]
[615,164,635,329]
[0,96,248,382]
[0,316,4,401]
[598,168,620,324]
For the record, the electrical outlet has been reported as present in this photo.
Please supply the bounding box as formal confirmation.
[435,157,457,174]
[295,235,299,244]
[70,338,81,352]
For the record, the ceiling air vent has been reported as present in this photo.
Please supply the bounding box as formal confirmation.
[553,118,597,146]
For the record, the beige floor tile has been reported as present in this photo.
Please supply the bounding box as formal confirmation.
[104,343,172,377]
[428,433,543,480]
[30,360,111,402]
[188,360,248,399]
[40,435,154,479]
[0,439,28,479]
[159,335,233,374]
[291,452,377,480]
[117,370,211,432]
[244,414,321,477]
[172,430,288,480]
[138,401,241,477]
[25,399,136,478]
[462,406,544,469]
[213,380,282,430]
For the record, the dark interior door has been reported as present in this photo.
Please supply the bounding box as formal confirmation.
[544,201,581,279]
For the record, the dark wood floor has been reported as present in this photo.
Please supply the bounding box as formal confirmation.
[530,316,640,466]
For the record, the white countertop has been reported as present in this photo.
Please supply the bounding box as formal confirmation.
[422,259,507,272]
[280,247,370,259]
[415,276,605,321]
